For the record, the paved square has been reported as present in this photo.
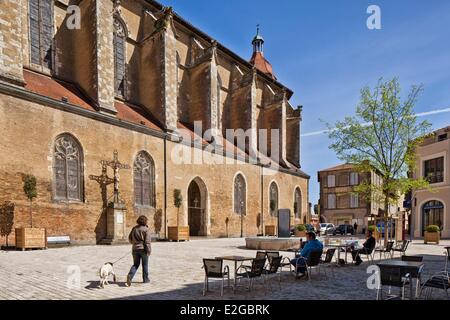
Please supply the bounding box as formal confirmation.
[0,238,448,300]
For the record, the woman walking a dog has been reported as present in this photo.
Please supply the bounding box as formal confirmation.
[126,215,152,286]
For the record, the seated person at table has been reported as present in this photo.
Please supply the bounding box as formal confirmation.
[352,230,376,266]
[290,232,323,278]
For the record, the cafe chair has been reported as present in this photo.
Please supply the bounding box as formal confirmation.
[375,241,394,260]
[236,258,267,292]
[202,258,230,297]
[262,256,283,290]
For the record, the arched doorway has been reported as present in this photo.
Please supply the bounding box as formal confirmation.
[422,200,444,236]
[188,177,208,236]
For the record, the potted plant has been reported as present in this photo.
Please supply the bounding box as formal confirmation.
[168,189,189,241]
[424,225,440,244]
[15,175,47,250]
[294,224,307,237]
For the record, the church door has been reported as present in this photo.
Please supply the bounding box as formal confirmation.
[188,180,203,236]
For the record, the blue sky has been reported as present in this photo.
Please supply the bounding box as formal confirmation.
[160,0,450,205]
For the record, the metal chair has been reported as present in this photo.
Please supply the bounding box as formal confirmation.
[444,247,450,272]
[376,265,411,300]
[262,256,283,290]
[375,241,394,260]
[354,243,376,264]
[401,256,424,298]
[294,250,323,280]
[202,259,230,296]
[320,248,336,278]
[236,258,267,292]
[419,272,450,300]
[392,240,410,258]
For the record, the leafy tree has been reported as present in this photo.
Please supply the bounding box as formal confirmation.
[22,174,37,228]
[0,201,15,247]
[173,189,183,227]
[326,78,431,246]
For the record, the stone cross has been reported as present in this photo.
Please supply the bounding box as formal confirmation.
[101,150,130,203]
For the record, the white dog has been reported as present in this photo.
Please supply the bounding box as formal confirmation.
[99,262,117,288]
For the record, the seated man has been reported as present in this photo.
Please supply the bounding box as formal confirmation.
[290,232,323,278]
[352,230,376,266]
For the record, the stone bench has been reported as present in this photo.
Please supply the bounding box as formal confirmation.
[47,236,71,246]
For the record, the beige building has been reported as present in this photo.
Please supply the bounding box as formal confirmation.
[410,126,450,239]
[318,164,403,233]
[318,164,380,233]
[0,0,309,245]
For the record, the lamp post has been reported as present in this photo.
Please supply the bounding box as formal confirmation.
[240,201,244,238]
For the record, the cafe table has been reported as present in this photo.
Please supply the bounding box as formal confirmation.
[215,255,255,291]
[377,260,425,299]
[325,240,359,266]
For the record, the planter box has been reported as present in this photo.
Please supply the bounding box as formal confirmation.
[168,226,190,242]
[294,230,306,238]
[15,228,47,250]
[265,225,276,236]
[424,231,440,244]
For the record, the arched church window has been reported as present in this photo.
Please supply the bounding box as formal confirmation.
[234,174,246,215]
[134,151,155,207]
[113,17,127,97]
[53,134,84,201]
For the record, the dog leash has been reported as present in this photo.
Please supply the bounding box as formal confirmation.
[112,252,130,265]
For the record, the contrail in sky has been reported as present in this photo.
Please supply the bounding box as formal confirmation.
[301,107,450,137]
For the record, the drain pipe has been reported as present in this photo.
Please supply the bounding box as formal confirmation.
[163,135,169,240]
[260,164,264,235]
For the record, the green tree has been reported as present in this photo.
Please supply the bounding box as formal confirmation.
[22,174,37,228]
[326,78,431,246]
[0,201,15,247]
[173,189,183,227]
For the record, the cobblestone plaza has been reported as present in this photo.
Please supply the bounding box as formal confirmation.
[0,238,449,300]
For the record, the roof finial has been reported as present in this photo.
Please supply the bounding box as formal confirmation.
[252,24,264,53]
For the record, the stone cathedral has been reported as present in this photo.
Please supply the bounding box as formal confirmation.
[0,0,309,245]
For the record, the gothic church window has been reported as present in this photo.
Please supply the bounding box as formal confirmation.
[134,151,155,207]
[234,174,246,215]
[29,0,54,69]
[114,17,127,97]
[53,134,84,201]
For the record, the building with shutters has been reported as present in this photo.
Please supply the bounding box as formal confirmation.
[318,164,386,233]
[409,126,450,239]
[0,0,309,244]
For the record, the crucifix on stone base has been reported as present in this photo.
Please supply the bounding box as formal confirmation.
[101,150,131,204]
[91,150,130,245]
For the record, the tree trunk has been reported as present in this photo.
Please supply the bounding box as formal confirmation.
[29,199,33,228]
[383,196,389,248]
[176,207,179,227]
